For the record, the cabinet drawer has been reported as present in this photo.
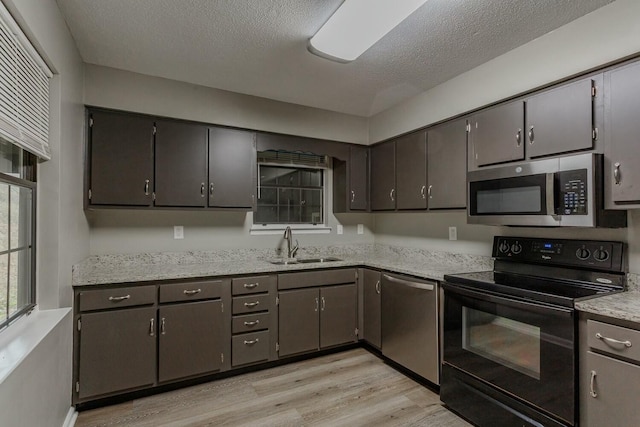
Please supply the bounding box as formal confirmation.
[278,268,356,290]
[232,331,269,367]
[232,294,270,314]
[79,286,156,312]
[587,320,640,362]
[232,312,270,334]
[232,275,275,296]
[158,280,225,303]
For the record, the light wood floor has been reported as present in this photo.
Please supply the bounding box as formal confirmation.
[75,348,471,427]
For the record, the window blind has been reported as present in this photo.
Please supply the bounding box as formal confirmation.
[0,2,52,160]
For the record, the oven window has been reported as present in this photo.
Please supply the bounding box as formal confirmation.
[462,307,541,379]
[476,186,541,214]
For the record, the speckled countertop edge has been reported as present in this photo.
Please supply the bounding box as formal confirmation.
[574,273,640,323]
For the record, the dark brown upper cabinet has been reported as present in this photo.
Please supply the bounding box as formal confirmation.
[208,127,256,209]
[525,76,598,159]
[154,120,208,207]
[333,145,369,213]
[427,119,467,210]
[88,110,154,206]
[469,100,525,169]
[396,131,428,210]
[370,140,396,211]
[605,60,640,208]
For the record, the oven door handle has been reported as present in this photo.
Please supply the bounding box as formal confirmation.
[444,283,573,317]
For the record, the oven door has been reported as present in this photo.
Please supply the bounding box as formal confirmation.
[442,283,575,425]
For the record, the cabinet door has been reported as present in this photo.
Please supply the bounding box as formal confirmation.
[583,351,640,427]
[470,100,524,167]
[278,288,319,357]
[370,141,396,211]
[396,131,428,210]
[208,127,256,208]
[526,77,595,158]
[158,300,223,383]
[362,269,381,349]
[89,110,154,206]
[78,307,156,400]
[349,145,369,210]
[605,61,640,205]
[154,120,208,207]
[427,119,467,209]
[320,284,357,348]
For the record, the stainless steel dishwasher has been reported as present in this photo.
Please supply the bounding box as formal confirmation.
[381,273,439,385]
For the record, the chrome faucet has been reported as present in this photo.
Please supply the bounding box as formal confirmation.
[283,226,299,259]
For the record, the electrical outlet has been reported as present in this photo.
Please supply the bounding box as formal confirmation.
[337,224,344,235]
[357,224,364,235]
[449,226,457,241]
[174,226,184,239]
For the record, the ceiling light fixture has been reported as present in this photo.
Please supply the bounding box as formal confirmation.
[308,0,429,63]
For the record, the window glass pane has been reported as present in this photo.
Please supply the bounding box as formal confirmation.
[302,189,321,207]
[258,188,277,205]
[302,206,322,224]
[8,249,30,317]
[276,169,299,187]
[0,254,7,322]
[0,138,22,178]
[279,188,300,205]
[254,206,278,224]
[10,185,31,249]
[0,182,7,251]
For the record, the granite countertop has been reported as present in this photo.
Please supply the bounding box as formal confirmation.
[575,274,640,324]
[72,244,493,287]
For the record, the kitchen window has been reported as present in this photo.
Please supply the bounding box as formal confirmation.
[254,151,327,228]
[0,138,36,330]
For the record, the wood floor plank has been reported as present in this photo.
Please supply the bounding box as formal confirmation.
[75,348,471,427]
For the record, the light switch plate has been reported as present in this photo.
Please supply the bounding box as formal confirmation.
[174,226,184,239]
[449,226,457,241]
[337,224,344,235]
[357,224,364,235]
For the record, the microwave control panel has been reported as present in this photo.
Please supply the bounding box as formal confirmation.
[557,169,587,215]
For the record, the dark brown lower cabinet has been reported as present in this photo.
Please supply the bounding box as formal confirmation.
[77,307,156,400]
[158,300,224,383]
[362,269,382,349]
[278,284,357,358]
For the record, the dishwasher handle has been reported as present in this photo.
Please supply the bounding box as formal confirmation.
[383,274,435,291]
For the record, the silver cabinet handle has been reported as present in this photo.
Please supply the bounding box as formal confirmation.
[596,332,632,348]
[108,294,130,302]
[614,163,621,185]
[183,288,202,295]
[516,128,522,146]
[383,274,435,291]
[144,179,150,195]
[390,189,395,201]
[244,320,260,327]
[244,283,258,289]
[427,185,433,199]
[590,370,597,398]
[315,297,319,312]
[528,126,534,144]
[351,190,355,203]
[244,338,259,345]
[420,185,426,199]
[321,296,326,311]
[209,183,214,196]
[244,301,260,308]
[149,318,155,337]
[375,280,381,295]
[160,317,166,335]
[200,183,205,197]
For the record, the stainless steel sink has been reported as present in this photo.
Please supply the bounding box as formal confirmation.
[268,257,341,265]
[268,259,299,265]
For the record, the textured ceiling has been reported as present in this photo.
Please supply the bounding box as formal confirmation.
[56,0,614,117]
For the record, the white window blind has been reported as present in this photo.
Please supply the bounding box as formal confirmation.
[0,2,52,160]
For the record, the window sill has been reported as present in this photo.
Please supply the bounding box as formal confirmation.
[250,224,332,235]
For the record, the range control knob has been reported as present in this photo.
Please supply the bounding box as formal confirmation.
[511,242,522,254]
[576,248,591,260]
[593,248,610,262]
[498,240,510,253]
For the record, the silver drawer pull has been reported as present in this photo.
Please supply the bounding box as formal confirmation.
[183,288,202,295]
[244,338,259,345]
[244,320,260,327]
[375,280,381,295]
[590,370,597,398]
[243,283,258,289]
[244,301,260,308]
[160,317,166,335]
[149,318,155,337]
[596,332,632,348]
[108,294,131,302]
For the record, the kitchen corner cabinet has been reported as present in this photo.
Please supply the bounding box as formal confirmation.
[333,145,369,213]
[87,110,154,206]
[362,269,381,349]
[469,100,524,168]
[580,315,640,427]
[604,60,640,208]
[427,119,467,209]
[396,131,428,210]
[154,120,208,207]
[370,140,396,211]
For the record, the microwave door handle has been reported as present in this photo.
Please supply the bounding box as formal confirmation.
[546,173,557,216]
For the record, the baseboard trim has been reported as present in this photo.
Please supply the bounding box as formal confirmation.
[62,407,77,427]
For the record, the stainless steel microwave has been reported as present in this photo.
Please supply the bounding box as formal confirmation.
[467,153,626,227]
